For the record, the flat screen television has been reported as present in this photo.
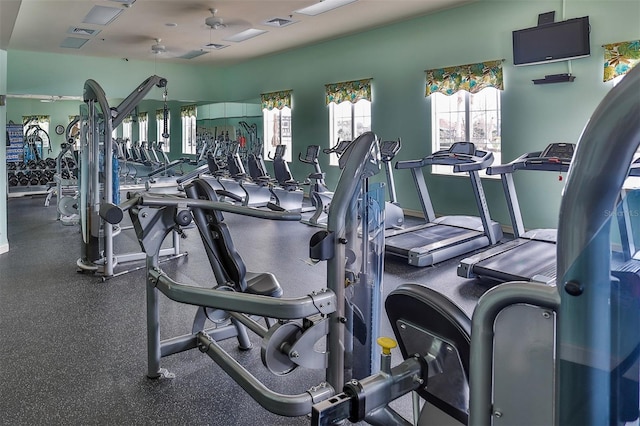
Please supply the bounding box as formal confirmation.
[513,16,590,66]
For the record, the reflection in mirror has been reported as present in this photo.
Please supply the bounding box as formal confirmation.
[196,99,263,171]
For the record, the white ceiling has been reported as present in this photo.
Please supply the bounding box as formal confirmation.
[1,0,473,65]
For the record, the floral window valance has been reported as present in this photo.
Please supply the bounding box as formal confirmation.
[425,60,504,96]
[23,115,50,125]
[603,40,640,82]
[123,116,132,124]
[156,109,165,120]
[180,104,197,117]
[261,90,292,110]
[138,112,148,122]
[325,79,371,105]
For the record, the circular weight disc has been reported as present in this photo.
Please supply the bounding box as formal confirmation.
[58,196,78,216]
[261,322,303,376]
[204,286,235,324]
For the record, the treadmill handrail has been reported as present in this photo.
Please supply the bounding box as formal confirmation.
[486,147,574,175]
[395,149,494,172]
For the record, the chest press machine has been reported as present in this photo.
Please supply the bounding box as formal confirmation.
[100,132,387,417]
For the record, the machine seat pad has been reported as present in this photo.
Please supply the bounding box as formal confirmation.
[246,271,283,298]
[386,283,471,425]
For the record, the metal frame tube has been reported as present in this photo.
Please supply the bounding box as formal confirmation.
[556,66,640,425]
[151,270,336,319]
[469,282,560,425]
[197,332,329,417]
[325,132,381,390]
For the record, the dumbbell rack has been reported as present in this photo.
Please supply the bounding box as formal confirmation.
[6,123,76,196]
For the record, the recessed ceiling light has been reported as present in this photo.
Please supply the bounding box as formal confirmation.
[179,50,209,60]
[223,28,267,43]
[60,37,90,49]
[82,5,123,25]
[109,0,136,6]
[165,23,178,27]
[295,0,357,16]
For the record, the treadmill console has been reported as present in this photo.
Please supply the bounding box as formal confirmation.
[541,143,575,160]
[380,139,401,161]
[449,142,476,155]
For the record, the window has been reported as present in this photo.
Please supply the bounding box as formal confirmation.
[431,88,501,174]
[156,109,170,152]
[426,60,503,175]
[328,100,371,165]
[261,90,292,162]
[325,79,372,166]
[138,112,148,143]
[181,105,197,155]
[122,116,133,142]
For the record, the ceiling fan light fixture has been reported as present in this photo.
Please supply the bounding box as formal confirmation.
[295,0,358,16]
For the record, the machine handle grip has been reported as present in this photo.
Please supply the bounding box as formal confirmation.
[99,196,140,224]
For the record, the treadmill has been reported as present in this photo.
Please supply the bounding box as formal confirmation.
[457,142,575,284]
[385,141,503,267]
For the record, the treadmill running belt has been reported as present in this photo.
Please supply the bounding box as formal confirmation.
[387,225,474,251]
[474,239,557,282]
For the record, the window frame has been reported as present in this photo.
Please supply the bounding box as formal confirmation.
[430,88,501,177]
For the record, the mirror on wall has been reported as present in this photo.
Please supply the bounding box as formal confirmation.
[196,98,263,160]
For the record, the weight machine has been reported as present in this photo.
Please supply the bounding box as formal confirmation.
[100,132,386,417]
[77,75,183,278]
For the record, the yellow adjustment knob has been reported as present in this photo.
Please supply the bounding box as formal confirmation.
[377,337,397,355]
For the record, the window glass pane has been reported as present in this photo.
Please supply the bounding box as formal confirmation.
[182,115,196,154]
[328,100,371,166]
[470,88,501,165]
[138,118,148,143]
[433,91,467,151]
[353,99,371,137]
[263,107,292,162]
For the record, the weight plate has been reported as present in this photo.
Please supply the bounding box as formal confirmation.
[261,322,303,376]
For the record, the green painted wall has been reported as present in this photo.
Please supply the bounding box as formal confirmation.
[215,0,640,229]
[0,49,7,252]
[4,0,640,233]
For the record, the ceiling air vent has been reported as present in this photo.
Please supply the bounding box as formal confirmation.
[67,27,100,37]
[262,17,297,28]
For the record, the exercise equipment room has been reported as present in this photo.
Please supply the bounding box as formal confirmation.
[0,1,639,425]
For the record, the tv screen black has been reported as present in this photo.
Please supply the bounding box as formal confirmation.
[513,16,590,66]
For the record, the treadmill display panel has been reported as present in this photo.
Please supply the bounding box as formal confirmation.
[541,143,575,160]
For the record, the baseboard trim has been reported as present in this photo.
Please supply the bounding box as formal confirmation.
[0,242,9,255]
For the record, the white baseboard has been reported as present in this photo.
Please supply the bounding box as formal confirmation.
[0,242,8,255]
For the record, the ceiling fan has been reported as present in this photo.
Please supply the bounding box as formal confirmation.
[205,8,249,30]
[151,38,167,55]
[205,8,226,30]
